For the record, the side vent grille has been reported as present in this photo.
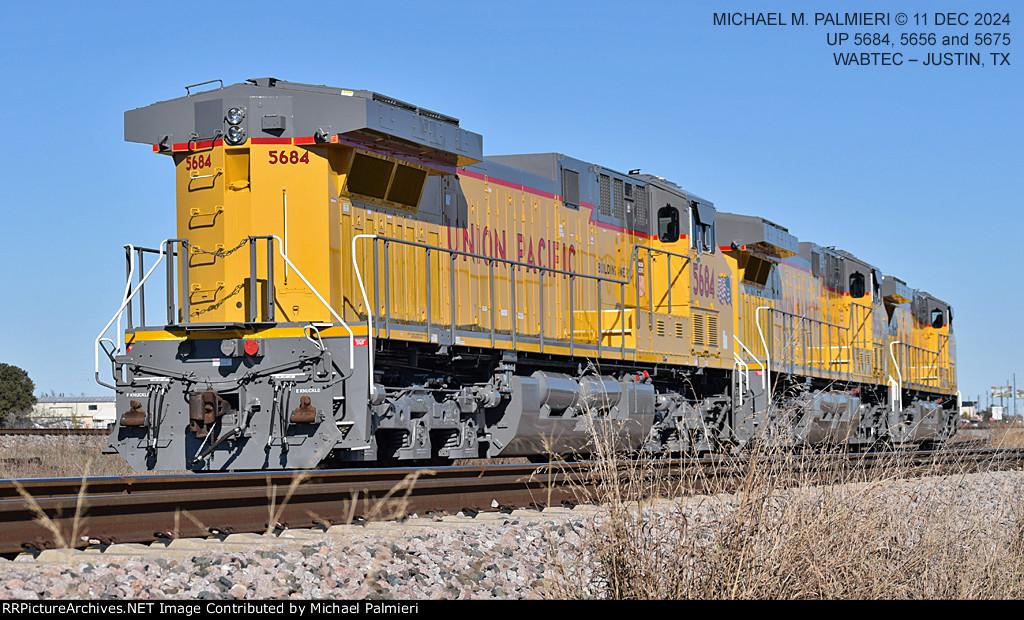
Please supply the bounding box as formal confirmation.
[562,168,580,207]
[599,174,612,217]
[613,178,625,220]
[692,312,720,348]
[634,185,649,233]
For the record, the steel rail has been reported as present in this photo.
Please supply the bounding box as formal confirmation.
[0,464,592,555]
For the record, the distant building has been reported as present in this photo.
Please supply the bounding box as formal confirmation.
[960,401,978,419]
[31,395,116,429]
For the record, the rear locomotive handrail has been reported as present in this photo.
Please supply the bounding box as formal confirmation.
[95,235,355,390]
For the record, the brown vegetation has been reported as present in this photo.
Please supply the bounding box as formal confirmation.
[5,426,1024,599]
[543,426,1024,599]
[0,435,132,479]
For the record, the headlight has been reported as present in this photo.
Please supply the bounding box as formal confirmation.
[226,107,245,125]
[220,339,237,357]
[226,125,246,145]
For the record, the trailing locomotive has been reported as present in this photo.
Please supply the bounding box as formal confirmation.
[97,78,959,470]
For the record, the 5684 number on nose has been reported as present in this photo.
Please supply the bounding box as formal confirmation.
[268,150,310,165]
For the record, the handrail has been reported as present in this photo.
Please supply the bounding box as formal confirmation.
[117,247,137,354]
[756,305,848,330]
[733,353,749,407]
[357,235,688,289]
[755,306,773,406]
[888,378,901,413]
[352,234,380,406]
[350,234,692,404]
[96,235,357,390]
[889,340,903,412]
[890,339,945,387]
[265,234,354,368]
[846,301,872,350]
[733,334,763,388]
[184,79,223,95]
[752,304,870,383]
[95,240,174,389]
[754,304,853,404]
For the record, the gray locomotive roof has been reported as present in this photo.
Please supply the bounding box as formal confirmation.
[798,241,875,271]
[125,78,483,168]
[881,275,913,304]
[717,212,799,257]
[487,152,714,205]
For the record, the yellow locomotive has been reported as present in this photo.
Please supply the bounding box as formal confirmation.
[98,78,957,470]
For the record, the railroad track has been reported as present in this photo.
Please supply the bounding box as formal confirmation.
[0,464,586,556]
[1,446,1022,557]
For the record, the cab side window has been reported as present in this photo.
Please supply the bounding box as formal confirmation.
[849,272,866,298]
[690,202,715,253]
[658,206,679,243]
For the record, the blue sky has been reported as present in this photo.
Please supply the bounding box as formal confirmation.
[0,1,1019,409]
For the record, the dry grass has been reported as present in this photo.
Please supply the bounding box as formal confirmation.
[7,424,1024,599]
[0,435,132,479]
[988,421,1024,449]
[544,420,1024,599]
[12,470,90,552]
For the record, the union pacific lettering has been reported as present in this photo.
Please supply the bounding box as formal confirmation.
[445,224,576,273]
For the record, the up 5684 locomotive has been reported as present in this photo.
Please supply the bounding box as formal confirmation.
[97,78,958,470]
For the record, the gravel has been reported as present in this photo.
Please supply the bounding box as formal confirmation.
[1,469,1021,600]
[0,515,574,600]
